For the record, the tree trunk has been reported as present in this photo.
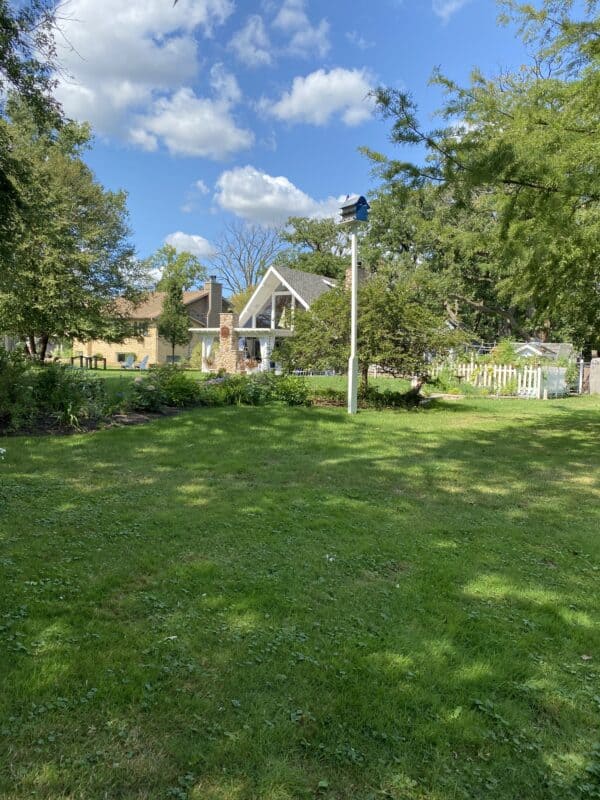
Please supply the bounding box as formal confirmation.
[359,363,369,394]
[27,334,37,357]
[38,334,49,362]
[171,341,175,363]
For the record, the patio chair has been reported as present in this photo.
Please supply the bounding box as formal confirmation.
[135,355,149,371]
[120,355,135,370]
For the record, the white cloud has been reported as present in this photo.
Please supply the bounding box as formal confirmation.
[432,0,472,22]
[209,63,241,104]
[130,87,254,159]
[229,15,272,66]
[264,68,375,126]
[195,179,210,194]
[54,0,234,135]
[165,231,215,259]
[214,165,341,225]
[272,0,330,58]
[346,30,374,50]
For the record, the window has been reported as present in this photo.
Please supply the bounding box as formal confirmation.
[117,352,135,363]
[166,355,181,364]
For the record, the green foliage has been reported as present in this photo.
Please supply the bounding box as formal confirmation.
[311,384,424,408]
[277,216,350,279]
[0,99,145,357]
[145,244,207,291]
[0,1,58,121]
[489,339,519,364]
[126,366,204,411]
[189,342,204,370]
[285,275,461,387]
[196,373,311,408]
[121,369,311,413]
[157,280,191,360]
[365,0,600,348]
[0,349,109,431]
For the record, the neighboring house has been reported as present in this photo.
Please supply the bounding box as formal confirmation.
[73,277,227,366]
[189,264,339,373]
[513,341,576,361]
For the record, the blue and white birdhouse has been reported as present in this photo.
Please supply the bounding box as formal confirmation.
[340,194,370,224]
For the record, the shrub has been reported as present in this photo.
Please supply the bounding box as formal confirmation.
[31,365,109,426]
[0,348,35,430]
[127,378,165,412]
[310,384,423,409]
[0,349,109,431]
[195,373,311,408]
[272,374,311,406]
[126,365,203,411]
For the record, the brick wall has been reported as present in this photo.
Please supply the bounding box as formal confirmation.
[214,312,241,373]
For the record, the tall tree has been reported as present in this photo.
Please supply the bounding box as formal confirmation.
[157,277,191,363]
[277,216,349,279]
[144,244,207,291]
[284,274,460,390]
[209,221,283,294]
[0,0,58,119]
[363,182,534,342]
[1,1,61,261]
[0,99,146,360]
[365,0,600,348]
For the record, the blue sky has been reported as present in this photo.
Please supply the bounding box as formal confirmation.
[53,0,529,262]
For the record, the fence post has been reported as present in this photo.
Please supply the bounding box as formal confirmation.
[537,366,543,399]
[578,359,584,395]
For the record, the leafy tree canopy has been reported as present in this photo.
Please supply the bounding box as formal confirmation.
[144,244,207,292]
[157,278,191,361]
[283,274,462,388]
[363,0,600,348]
[0,98,147,359]
[275,216,349,280]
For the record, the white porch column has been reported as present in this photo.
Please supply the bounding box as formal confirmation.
[270,295,276,329]
[201,335,216,372]
[259,335,275,372]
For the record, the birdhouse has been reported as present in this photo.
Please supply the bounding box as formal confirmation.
[340,194,370,224]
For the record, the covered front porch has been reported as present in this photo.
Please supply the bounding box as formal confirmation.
[188,322,293,373]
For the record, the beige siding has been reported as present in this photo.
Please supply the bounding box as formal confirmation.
[73,325,204,366]
[73,326,158,366]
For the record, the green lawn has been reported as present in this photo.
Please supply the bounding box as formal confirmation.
[1,398,599,799]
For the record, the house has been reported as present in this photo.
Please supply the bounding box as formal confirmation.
[513,341,576,361]
[73,277,228,366]
[189,264,340,373]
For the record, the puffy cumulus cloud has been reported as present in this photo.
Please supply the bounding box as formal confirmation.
[130,86,253,159]
[432,0,472,21]
[54,0,234,134]
[165,231,215,259]
[214,165,341,226]
[229,14,272,67]
[265,68,375,126]
[272,0,330,58]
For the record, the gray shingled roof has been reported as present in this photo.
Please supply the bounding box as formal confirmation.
[273,264,337,307]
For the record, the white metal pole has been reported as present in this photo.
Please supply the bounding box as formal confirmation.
[347,229,358,414]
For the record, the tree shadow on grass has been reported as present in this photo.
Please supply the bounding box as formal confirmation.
[0,402,599,799]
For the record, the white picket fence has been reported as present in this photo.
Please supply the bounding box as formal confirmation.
[430,361,567,398]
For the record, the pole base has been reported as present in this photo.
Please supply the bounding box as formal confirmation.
[348,356,358,414]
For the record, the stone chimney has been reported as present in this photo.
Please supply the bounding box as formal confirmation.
[205,276,222,327]
[214,312,241,374]
[344,265,367,290]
